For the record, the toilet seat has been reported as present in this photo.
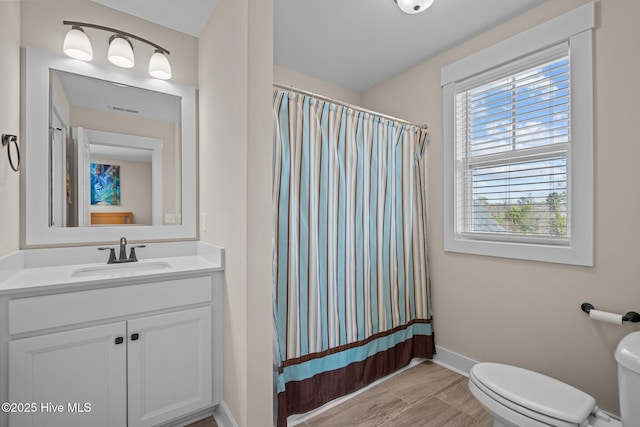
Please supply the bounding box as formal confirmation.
[470,363,597,427]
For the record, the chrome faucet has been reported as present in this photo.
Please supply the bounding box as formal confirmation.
[98,237,146,264]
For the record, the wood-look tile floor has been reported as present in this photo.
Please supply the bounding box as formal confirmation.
[186,416,218,427]
[186,361,492,427]
[298,361,492,427]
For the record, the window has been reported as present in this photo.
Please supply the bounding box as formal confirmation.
[442,3,594,266]
[457,45,570,243]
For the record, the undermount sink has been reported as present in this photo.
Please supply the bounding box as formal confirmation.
[71,261,172,278]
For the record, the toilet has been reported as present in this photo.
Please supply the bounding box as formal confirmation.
[468,332,640,427]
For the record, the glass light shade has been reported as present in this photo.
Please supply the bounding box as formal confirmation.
[63,27,93,61]
[149,50,172,80]
[395,0,435,14]
[108,35,135,68]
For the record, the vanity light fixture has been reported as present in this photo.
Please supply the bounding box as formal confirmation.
[62,21,172,80]
[107,35,135,68]
[394,0,435,14]
[149,49,172,80]
[63,26,93,61]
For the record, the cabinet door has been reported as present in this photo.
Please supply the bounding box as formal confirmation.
[9,322,127,427]
[127,306,212,427]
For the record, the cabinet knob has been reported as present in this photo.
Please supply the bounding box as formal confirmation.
[115,337,124,345]
[131,333,139,341]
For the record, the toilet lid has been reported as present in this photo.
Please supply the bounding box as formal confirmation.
[470,363,596,425]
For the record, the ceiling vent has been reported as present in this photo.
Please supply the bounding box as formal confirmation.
[109,105,140,114]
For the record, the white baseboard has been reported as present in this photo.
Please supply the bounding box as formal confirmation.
[432,345,478,377]
[214,401,239,427]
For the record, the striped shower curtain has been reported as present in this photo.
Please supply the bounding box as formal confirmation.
[273,90,433,426]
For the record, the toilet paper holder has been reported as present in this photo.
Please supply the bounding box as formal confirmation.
[581,303,640,323]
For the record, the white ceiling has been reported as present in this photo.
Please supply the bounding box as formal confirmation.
[91,0,549,92]
[90,0,219,37]
[275,0,549,91]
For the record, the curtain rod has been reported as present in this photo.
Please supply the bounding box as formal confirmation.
[273,82,428,130]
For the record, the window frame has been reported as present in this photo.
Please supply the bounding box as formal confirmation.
[442,2,594,266]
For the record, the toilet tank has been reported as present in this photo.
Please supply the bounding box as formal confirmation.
[615,332,640,427]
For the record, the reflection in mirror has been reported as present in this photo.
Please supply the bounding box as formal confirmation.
[25,47,196,245]
[49,70,182,228]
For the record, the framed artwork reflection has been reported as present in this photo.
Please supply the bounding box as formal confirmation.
[90,163,121,205]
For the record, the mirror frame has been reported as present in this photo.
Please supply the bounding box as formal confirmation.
[24,47,197,245]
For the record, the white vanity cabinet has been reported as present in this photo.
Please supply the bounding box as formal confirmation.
[4,273,221,427]
[127,307,212,427]
[9,322,128,427]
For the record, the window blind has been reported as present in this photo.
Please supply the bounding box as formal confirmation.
[455,46,571,243]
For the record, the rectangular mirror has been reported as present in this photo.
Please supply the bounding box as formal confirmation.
[50,70,181,228]
[24,47,196,245]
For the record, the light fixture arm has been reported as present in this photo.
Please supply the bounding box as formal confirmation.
[63,20,170,55]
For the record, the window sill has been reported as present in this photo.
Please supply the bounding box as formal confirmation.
[444,235,592,266]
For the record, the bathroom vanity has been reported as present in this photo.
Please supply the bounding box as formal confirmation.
[0,242,224,427]
[3,44,220,427]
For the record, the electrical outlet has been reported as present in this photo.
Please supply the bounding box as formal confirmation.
[201,212,207,232]
[164,213,176,224]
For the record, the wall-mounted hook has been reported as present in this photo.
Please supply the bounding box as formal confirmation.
[1,134,20,172]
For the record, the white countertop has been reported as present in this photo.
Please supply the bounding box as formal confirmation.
[0,241,224,296]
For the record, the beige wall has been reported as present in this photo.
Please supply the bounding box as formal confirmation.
[246,0,274,425]
[0,1,21,257]
[274,64,361,106]
[361,0,640,415]
[198,0,273,425]
[90,157,152,225]
[199,0,248,422]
